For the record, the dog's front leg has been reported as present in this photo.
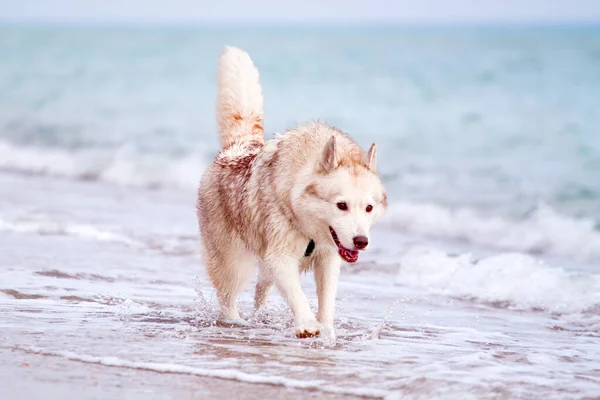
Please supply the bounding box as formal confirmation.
[314,251,341,337]
[264,253,320,338]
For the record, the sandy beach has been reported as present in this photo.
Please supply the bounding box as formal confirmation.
[1,347,357,400]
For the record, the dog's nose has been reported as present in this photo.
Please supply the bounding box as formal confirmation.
[353,236,369,250]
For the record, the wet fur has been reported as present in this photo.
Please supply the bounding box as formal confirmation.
[197,47,387,338]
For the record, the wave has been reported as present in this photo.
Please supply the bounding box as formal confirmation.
[0,215,142,247]
[396,247,600,314]
[385,202,600,261]
[0,140,205,191]
[0,214,201,257]
[3,141,600,264]
[15,346,388,399]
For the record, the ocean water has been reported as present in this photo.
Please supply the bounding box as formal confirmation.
[1,25,600,399]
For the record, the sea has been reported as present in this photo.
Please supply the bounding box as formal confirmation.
[0,25,599,399]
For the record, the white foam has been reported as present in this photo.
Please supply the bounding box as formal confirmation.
[396,247,600,313]
[0,215,141,247]
[386,201,600,261]
[18,346,388,398]
[0,140,204,191]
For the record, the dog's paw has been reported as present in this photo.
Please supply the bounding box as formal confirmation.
[320,325,336,340]
[295,321,321,339]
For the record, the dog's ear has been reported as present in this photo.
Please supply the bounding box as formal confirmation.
[320,135,338,172]
[367,143,377,171]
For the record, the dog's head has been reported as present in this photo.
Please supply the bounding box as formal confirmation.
[293,135,387,263]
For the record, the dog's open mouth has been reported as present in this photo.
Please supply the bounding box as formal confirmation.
[329,227,359,263]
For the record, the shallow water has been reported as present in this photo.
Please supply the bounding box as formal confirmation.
[1,172,599,399]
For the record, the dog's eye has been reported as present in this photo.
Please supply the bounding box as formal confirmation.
[366,205,373,213]
[337,202,348,211]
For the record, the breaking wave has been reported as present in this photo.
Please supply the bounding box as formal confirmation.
[396,247,600,314]
[2,141,600,264]
[0,140,205,190]
[0,215,142,247]
[386,201,600,261]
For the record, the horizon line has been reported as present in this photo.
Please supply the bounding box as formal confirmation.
[1,18,600,29]
[0,19,600,30]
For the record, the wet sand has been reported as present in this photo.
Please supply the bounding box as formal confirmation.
[1,347,357,400]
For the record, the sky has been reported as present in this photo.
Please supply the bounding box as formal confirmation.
[1,0,600,24]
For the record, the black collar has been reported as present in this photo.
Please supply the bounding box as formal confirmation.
[304,239,315,257]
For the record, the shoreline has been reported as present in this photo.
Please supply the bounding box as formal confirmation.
[1,346,363,400]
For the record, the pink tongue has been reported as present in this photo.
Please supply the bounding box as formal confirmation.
[339,247,359,263]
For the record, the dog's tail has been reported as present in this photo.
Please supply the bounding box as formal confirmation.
[216,47,264,149]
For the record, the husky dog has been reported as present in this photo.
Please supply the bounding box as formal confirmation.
[197,47,387,338]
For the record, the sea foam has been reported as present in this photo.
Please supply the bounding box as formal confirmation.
[396,247,600,314]
[386,201,600,261]
[0,140,205,191]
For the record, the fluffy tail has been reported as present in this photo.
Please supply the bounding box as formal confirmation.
[216,47,264,149]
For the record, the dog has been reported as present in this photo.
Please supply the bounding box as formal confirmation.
[196,47,387,338]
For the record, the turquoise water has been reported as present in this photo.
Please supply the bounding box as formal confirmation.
[1,25,599,220]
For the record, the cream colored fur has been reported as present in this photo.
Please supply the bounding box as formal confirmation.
[197,47,387,339]
[216,46,264,150]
